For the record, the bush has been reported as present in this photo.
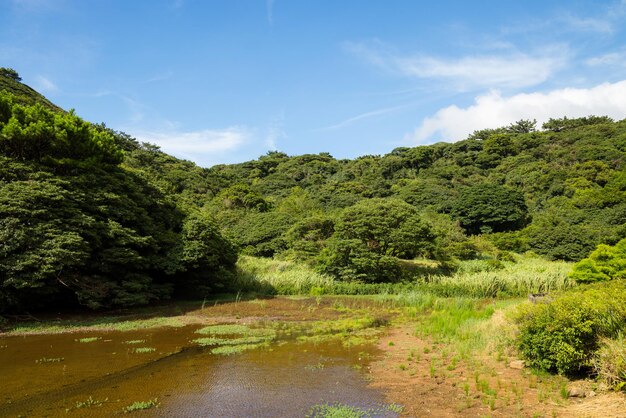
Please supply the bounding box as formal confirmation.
[515,281,626,375]
[569,238,626,283]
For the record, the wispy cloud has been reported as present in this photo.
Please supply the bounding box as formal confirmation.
[265,111,285,150]
[132,126,252,166]
[266,0,275,26]
[560,14,614,34]
[407,80,626,144]
[10,0,66,12]
[586,51,626,67]
[316,104,408,131]
[345,41,568,90]
[144,71,174,83]
[34,75,58,93]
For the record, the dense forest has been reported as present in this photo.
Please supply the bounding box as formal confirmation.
[2,68,626,312]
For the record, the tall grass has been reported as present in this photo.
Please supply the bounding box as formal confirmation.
[423,257,574,297]
[233,256,335,294]
[235,255,574,298]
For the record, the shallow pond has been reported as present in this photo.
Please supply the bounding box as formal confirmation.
[0,323,398,417]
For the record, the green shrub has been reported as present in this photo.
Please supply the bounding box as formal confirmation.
[569,238,626,283]
[515,281,626,375]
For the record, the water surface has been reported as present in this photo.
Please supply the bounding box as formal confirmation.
[0,324,395,417]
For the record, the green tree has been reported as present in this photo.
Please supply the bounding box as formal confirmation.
[451,183,529,234]
[317,199,434,282]
[177,210,238,294]
[0,68,21,82]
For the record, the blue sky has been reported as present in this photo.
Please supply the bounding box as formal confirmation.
[2,0,626,167]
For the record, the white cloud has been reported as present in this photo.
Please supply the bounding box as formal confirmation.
[133,126,251,166]
[345,42,567,90]
[34,75,58,93]
[409,80,626,143]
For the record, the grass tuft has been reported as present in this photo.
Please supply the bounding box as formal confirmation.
[124,398,159,413]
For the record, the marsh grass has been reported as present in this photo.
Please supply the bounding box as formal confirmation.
[234,256,335,295]
[234,255,573,299]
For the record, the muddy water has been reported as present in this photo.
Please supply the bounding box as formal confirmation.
[0,325,395,417]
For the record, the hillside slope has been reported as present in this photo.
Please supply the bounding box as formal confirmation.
[0,70,236,313]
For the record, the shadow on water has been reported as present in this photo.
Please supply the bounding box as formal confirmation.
[0,323,397,417]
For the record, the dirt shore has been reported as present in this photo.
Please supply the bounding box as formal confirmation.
[368,323,626,417]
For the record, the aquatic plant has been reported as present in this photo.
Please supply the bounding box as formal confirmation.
[194,324,251,335]
[210,343,268,355]
[76,337,101,343]
[132,347,156,353]
[306,402,404,417]
[123,398,159,413]
[123,339,146,345]
[35,357,64,363]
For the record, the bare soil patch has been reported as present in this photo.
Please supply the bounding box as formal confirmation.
[368,323,626,417]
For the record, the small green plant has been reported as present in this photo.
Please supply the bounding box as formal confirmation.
[76,337,101,343]
[388,341,395,346]
[35,357,64,363]
[132,347,156,353]
[305,362,325,371]
[75,396,108,409]
[123,339,146,345]
[429,360,437,377]
[387,403,404,413]
[124,398,159,413]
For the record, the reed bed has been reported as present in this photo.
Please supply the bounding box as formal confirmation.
[234,255,574,299]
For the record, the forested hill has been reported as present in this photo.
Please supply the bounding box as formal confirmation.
[205,116,626,266]
[0,70,236,313]
[2,68,626,312]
